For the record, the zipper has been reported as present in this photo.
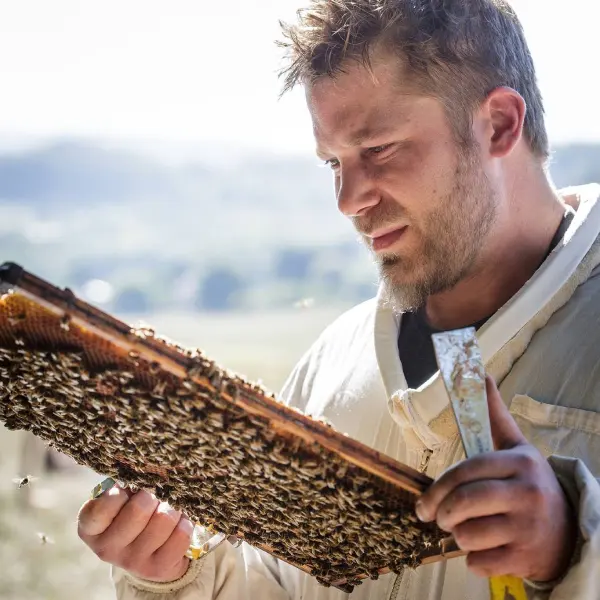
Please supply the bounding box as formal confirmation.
[387,448,431,600]
[418,448,433,474]
[388,571,403,600]
[389,449,432,600]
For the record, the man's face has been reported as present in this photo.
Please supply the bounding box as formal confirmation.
[306,51,498,312]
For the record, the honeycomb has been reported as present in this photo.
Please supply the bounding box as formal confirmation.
[0,263,447,591]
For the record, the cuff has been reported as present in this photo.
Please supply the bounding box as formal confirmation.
[123,558,207,594]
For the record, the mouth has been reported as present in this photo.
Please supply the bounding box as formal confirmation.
[369,226,408,253]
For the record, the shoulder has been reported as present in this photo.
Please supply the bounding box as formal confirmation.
[295,296,378,368]
[504,264,600,411]
[317,297,378,344]
[546,261,600,348]
[278,297,378,405]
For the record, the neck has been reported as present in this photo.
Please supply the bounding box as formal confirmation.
[424,166,567,331]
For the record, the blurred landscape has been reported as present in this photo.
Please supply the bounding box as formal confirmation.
[1,139,600,599]
[2,140,598,317]
[0,140,378,315]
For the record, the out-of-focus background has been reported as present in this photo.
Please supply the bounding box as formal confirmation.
[0,1,599,598]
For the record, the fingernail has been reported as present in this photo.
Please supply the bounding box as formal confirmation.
[179,518,194,537]
[415,500,429,522]
[90,477,116,500]
[157,502,181,520]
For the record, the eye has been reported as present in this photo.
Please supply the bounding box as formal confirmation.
[368,143,393,156]
[322,158,340,170]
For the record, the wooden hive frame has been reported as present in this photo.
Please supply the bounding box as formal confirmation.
[0,262,460,592]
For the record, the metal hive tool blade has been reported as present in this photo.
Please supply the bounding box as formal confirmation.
[432,327,493,459]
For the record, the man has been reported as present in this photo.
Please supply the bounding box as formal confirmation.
[78,1,600,598]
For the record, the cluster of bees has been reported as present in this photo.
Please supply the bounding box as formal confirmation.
[0,328,443,590]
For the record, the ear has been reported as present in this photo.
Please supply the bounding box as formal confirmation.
[475,87,526,159]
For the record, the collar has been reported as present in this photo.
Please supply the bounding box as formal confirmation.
[374,184,600,448]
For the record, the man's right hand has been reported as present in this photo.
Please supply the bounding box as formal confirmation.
[78,482,194,583]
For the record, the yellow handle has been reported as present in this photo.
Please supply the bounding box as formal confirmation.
[489,575,527,600]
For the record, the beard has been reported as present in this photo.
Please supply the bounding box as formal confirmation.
[354,145,498,313]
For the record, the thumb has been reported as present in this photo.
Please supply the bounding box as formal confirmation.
[486,375,527,450]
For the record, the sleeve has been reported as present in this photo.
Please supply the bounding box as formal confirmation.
[525,456,600,600]
[110,344,323,600]
[111,542,292,600]
[278,342,320,410]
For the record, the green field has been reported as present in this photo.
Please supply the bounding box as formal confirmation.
[0,306,347,600]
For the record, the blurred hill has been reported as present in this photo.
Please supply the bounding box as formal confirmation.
[0,139,597,314]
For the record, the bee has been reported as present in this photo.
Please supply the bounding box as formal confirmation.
[96,381,117,396]
[182,379,198,392]
[187,364,204,380]
[122,386,141,395]
[152,381,167,397]
[149,361,161,376]
[131,325,155,339]
[37,532,55,545]
[13,474,38,488]
[59,314,71,332]
[7,312,26,326]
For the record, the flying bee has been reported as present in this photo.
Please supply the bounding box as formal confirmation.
[37,532,55,545]
[13,474,38,488]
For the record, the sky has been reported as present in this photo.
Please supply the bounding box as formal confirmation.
[0,0,598,157]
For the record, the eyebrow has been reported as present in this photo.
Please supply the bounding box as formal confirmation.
[347,125,398,146]
[315,124,400,158]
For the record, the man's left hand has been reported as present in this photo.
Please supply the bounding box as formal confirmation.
[416,376,577,582]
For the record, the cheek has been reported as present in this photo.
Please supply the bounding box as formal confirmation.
[379,151,450,212]
[423,144,461,199]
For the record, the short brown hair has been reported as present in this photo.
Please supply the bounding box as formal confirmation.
[278,0,548,158]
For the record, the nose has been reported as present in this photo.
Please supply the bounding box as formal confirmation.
[335,162,380,217]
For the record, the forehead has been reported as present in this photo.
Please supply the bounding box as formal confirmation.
[306,53,428,147]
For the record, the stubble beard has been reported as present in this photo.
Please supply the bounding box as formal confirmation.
[365,147,498,313]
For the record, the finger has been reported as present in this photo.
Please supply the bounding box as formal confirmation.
[466,545,525,578]
[453,514,515,552]
[94,490,160,550]
[436,480,514,532]
[78,484,133,538]
[150,517,194,575]
[417,452,521,523]
[125,502,183,557]
[486,375,527,450]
